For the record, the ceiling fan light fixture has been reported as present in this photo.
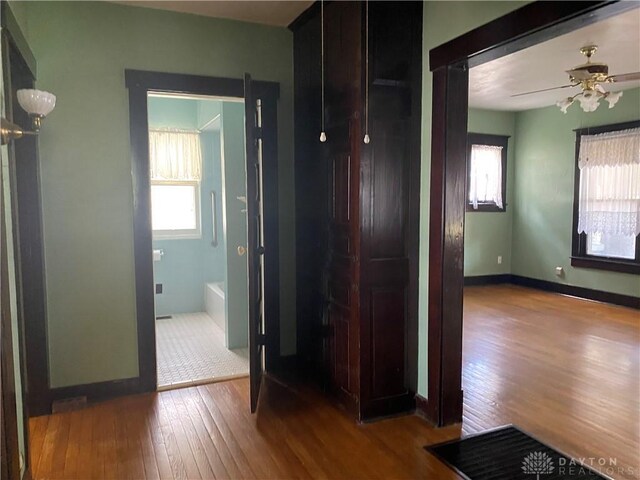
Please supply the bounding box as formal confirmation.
[556,97,574,114]
[577,93,600,113]
[605,90,623,109]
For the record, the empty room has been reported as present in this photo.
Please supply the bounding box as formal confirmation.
[1,1,638,479]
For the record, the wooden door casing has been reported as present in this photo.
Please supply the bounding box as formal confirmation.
[126,71,280,411]
[322,0,362,414]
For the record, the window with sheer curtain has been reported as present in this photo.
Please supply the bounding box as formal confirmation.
[149,129,203,239]
[572,123,640,272]
[466,133,508,212]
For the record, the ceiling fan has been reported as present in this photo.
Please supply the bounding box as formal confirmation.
[512,45,640,113]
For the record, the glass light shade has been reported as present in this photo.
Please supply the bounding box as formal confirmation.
[556,97,574,114]
[577,91,600,112]
[17,89,56,117]
[605,90,623,109]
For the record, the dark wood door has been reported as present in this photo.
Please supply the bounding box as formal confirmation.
[322,1,362,412]
[244,74,266,413]
[325,139,360,409]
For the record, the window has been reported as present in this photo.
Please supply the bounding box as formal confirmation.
[149,129,203,239]
[571,121,640,274]
[466,133,508,212]
[151,181,201,238]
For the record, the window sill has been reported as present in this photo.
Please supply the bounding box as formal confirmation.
[153,232,202,241]
[466,203,506,213]
[570,256,639,275]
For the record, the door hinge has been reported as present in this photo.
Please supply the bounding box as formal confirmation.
[257,333,266,346]
[255,126,263,139]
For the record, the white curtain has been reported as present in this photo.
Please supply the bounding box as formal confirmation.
[468,144,503,209]
[577,127,640,236]
[149,129,202,181]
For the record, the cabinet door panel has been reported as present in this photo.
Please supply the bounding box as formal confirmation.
[370,288,406,398]
[326,145,359,398]
[370,120,409,259]
[331,153,351,224]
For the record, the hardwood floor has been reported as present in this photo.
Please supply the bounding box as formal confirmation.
[30,285,639,479]
[462,285,639,480]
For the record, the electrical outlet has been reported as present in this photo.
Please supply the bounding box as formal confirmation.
[497,256,502,265]
[155,283,163,294]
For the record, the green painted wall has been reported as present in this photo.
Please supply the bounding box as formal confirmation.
[512,88,640,296]
[7,0,29,39]
[419,0,529,396]
[20,1,294,388]
[200,131,227,287]
[465,97,640,298]
[148,96,199,129]
[465,109,516,277]
[220,102,249,349]
[197,100,222,130]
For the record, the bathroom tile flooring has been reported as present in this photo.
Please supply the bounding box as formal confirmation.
[156,311,249,390]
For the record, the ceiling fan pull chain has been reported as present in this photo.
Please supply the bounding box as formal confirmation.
[320,0,327,143]
[363,0,370,145]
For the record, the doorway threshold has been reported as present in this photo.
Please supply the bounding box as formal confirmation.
[158,372,249,392]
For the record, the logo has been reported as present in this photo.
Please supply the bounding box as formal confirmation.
[522,451,555,479]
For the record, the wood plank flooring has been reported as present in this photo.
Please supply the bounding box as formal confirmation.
[462,285,639,480]
[30,285,640,479]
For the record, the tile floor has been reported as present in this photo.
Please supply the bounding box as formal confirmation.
[156,311,249,390]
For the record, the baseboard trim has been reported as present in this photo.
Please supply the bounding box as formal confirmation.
[464,274,511,286]
[41,377,146,416]
[414,393,437,425]
[33,277,637,417]
[509,275,639,310]
[464,274,639,309]
[360,392,416,422]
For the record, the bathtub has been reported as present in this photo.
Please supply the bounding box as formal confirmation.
[205,282,225,333]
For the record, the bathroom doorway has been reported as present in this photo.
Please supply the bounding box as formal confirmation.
[126,70,281,408]
[147,92,251,390]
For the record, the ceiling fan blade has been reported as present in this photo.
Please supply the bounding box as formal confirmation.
[511,84,578,97]
[566,69,592,81]
[609,72,640,83]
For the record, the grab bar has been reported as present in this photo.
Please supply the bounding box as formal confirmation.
[211,191,218,247]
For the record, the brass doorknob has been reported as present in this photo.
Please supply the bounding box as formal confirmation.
[237,246,246,256]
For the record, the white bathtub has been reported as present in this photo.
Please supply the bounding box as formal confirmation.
[205,282,225,333]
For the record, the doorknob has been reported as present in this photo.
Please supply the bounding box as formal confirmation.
[237,246,247,256]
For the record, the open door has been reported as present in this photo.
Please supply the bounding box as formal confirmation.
[244,74,266,413]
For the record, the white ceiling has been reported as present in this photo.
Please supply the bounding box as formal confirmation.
[469,8,640,111]
[112,1,313,27]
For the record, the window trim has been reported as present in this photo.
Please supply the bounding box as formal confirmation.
[466,132,509,213]
[571,120,640,275]
[151,179,202,240]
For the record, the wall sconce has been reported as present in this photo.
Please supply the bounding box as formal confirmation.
[1,89,56,145]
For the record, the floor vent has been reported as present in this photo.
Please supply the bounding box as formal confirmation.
[156,315,173,320]
[52,396,87,413]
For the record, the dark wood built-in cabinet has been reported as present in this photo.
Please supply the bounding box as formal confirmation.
[291,1,422,421]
